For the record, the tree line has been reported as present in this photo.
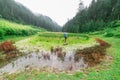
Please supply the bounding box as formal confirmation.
[62,0,120,33]
[0,0,61,31]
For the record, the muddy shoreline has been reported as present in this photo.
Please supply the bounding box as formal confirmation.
[0,40,110,75]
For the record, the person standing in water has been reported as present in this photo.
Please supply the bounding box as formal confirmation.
[64,32,67,43]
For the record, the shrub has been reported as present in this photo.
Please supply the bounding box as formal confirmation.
[104,32,114,37]
[0,41,16,53]
[108,20,120,28]
[114,34,120,38]
[95,38,111,48]
[89,31,104,35]
[104,28,114,37]
[21,30,29,36]
[0,29,5,39]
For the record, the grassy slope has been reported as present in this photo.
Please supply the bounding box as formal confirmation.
[0,18,47,48]
[0,19,46,39]
[2,27,120,80]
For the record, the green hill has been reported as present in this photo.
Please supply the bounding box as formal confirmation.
[0,0,61,31]
[0,19,46,39]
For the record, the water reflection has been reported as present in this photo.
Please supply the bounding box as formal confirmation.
[0,50,87,75]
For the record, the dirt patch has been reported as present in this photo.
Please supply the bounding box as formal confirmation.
[74,38,111,67]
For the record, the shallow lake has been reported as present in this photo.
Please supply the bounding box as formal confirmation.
[0,50,87,75]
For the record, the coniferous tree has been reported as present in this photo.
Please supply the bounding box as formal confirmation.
[0,0,61,31]
[62,0,120,33]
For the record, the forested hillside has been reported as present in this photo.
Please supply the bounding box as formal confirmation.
[63,0,120,33]
[0,0,61,31]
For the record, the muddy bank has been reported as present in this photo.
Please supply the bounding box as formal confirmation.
[74,38,111,67]
[0,50,87,75]
[0,39,110,75]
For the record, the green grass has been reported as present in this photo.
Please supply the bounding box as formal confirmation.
[3,70,85,80]
[27,32,92,50]
[1,25,120,80]
[89,26,120,38]
[82,37,120,80]
[0,19,46,38]
[0,35,32,42]
[4,33,120,80]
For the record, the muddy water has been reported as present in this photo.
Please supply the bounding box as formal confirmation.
[0,50,87,75]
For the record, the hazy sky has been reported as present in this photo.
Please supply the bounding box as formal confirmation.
[15,0,92,26]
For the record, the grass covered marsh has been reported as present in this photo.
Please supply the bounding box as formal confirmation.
[0,19,46,39]
[24,32,93,50]
[0,19,46,68]
[1,26,120,80]
[2,31,120,80]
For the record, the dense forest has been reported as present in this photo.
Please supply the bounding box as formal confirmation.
[63,0,120,33]
[0,0,61,31]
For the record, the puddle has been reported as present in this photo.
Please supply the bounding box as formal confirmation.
[0,50,87,75]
